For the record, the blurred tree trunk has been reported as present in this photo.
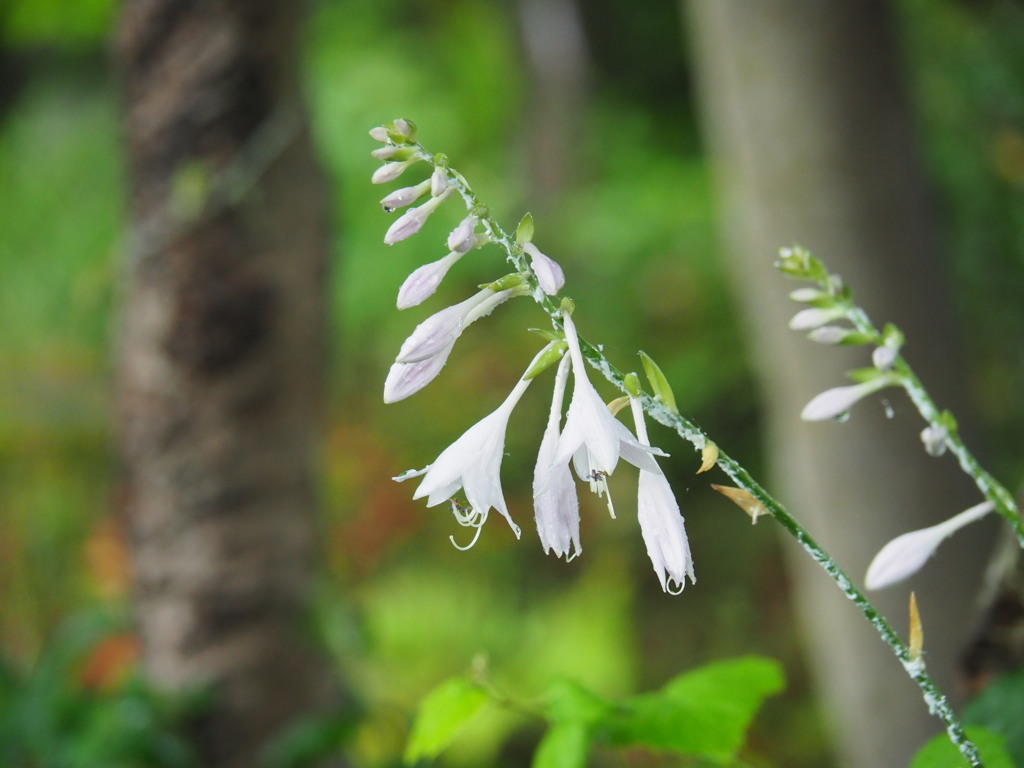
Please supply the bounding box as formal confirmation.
[683,2,994,766]
[115,2,340,767]
[515,0,590,203]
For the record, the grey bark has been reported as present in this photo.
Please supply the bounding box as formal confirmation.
[115,2,340,766]
[683,2,994,766]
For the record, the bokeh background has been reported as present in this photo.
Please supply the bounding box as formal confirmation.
[2,0,1024,766]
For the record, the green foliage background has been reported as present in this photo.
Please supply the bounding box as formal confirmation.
[1,0,1023,765]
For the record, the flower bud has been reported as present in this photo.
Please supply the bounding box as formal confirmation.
[865,501,995,589]
[788,307,845,330]
[396,251,463,309]
[383,188,452,245]
[920,425,949,457]
[872,344,898,372]
[522,242,565,296]
[800,375,897,421]
[431,166,448,197]
[447,215,478,254]
[380,179,431,212]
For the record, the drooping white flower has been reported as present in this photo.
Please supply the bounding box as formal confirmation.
[631,398,694,594]
[533,354,581,560]
[396,250,464,309]
[384,188,453,245]
[447,214,478,254]
[384,287,520,403]
[788,306,846,331]
[522,242,565,296]
[800,374,898,421]
[865,501,995,590]
[401,372,539,549]
[554,311,662,516]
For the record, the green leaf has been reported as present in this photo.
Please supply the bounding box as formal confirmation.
[965,666,1024,765]
[601,656,784,761]
[532,723,589,768]
[638,350,678,415]
[403,677,487,764]
[542,678,613,727]
[909,726,1014,768]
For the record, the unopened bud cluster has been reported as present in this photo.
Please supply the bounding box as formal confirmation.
[370,120,694,592]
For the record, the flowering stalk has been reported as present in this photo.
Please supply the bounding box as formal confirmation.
[370,123,987,766]
[778,246,1024,550]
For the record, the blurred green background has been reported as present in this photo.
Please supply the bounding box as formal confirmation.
[1,0,1023,766]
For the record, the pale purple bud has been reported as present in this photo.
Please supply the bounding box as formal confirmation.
[788,307,845,330]
[800,375,897,421]
[383,350,452,403]
[383,189,452,245]
[380,179,431,212]
[522,242,565,296]
[872,344,898,372]
[920,425,949,457]
[395,286,516,364]
[865,501,994,589]
[369,126,389,142]
[396,250,463,310]
[431,167,448,197]
[447,215,478,254]
[372,157,419,185]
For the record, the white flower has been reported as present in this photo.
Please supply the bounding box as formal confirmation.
[446,214,478,254]
[865,501,995,590]
[383,287,518,402]
[368,126,390,142]
[788,307,846,330]
[554,312,662,517]
[800,375,898,421]
[384,188,453,244]
[631,398,694,594]
[380,179,430,211]
[533,354,581,560]
[396,250,464,309]
[523,242,565,296]
[401,374,538,549]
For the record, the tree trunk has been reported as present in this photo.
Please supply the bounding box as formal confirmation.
[115,2,339,766]
[683,2,994,766]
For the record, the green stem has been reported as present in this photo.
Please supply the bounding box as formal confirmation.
[842,306,1024,547]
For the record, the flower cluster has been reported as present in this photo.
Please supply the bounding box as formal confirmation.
[371,120,694,592]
